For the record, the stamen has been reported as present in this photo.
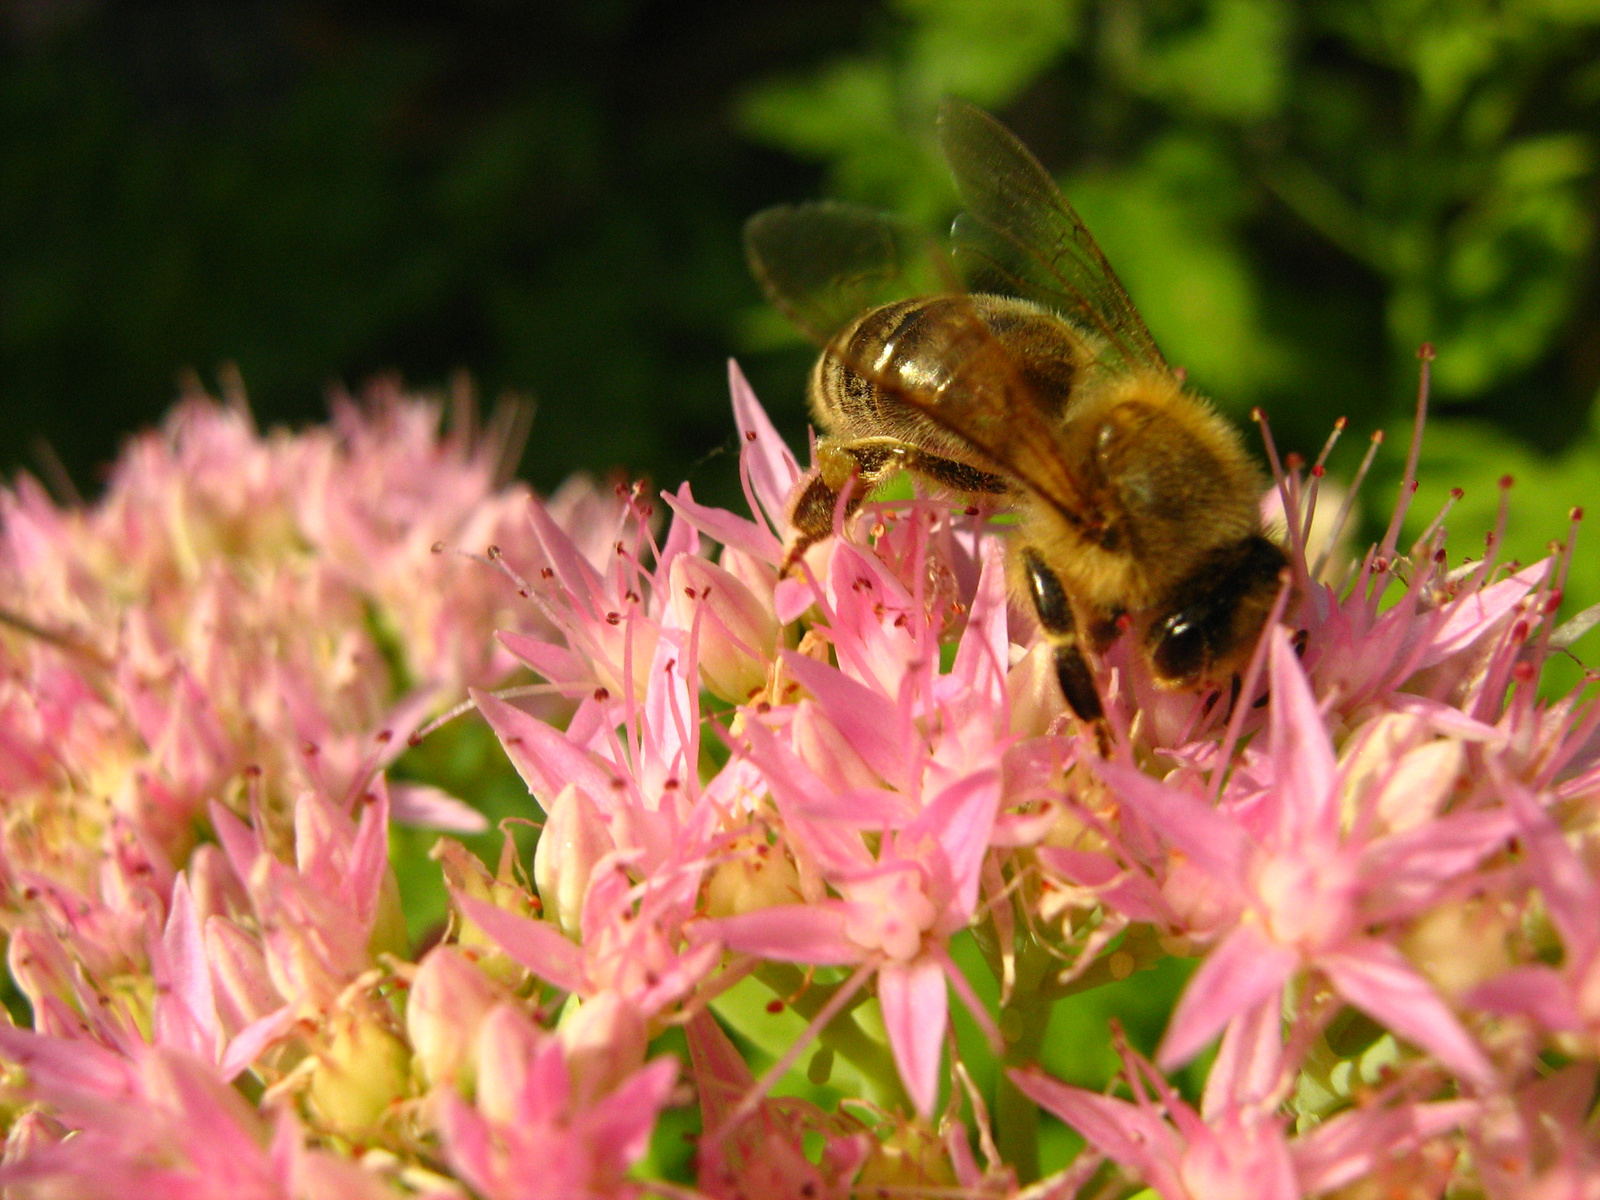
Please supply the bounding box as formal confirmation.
[1378,343,1433,561]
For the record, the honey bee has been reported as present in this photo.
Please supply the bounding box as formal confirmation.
[745,98,1288,724]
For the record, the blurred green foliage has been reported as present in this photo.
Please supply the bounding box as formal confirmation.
[2,0,1598,638]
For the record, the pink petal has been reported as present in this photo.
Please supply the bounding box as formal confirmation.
[1320,938,1495,1089]
[1096,761,1251,885]
[662,484,784,563]
[155,875,217,1060]
[1468,965,1581,1032]
[497,630,588,686]
[1268,626,1339,840]
[1160,925,1296,1070]
[781,650,902,785]
[947,540,1009,698]
[729,359,801,531]
[908,769,999,917]
[473,689,616,809]
[1203,998,1283,1119]
[698,902,862,965]
[1008,1067,1174,1174]
[1412,563,1544,670]
[878,957,948,1117]
[452,890,587,994]
[387,781,490,833]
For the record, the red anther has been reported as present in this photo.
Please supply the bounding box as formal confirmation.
[1572,506,1585,521]
[745,430,758,442]
[487,545,502,559]
[1450,487,1464,500]
[1499,475,1514,489]
[376,729,393,744]
[1511,620,1530,641]
[1116,612,1134,632]
[682,586,697,599]
[1546,592,1563,612]
[593,687,610,702]
[1286,452,1304,471]
[1433,548,1447,563]
[1418,343,1436,360]
[1371,429,1386,443]
[1311,464,1325,478]
[605,612,621,625]
[615,542,627,555]
[540,567,555,579]
[1334,416,1348,430]
[430,540,446,553]
[1512,661,1537,683]
[766,999,784,1014]
[663,778,680,790]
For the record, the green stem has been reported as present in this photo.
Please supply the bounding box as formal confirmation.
[752,961,911,1113]
[993,937,1056,1184]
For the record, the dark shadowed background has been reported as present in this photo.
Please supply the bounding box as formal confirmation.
[3,0,1598,608]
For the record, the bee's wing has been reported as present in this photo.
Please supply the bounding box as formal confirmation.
[744,199,1094,521]
[938,97,1168,375]
[744,201,935,346]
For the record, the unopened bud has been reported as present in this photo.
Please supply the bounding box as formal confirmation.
[704,832,802,919]
[308,1008,411,1137]
[557,991,648,1104]
[407,946,507,1092]
[855,1120,956,1191]
[533,784,612,939]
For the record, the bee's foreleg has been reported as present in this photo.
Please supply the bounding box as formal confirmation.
[1018,545,1104,724]
[784,438,1005,571]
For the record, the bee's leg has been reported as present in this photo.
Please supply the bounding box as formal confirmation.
[784,438,1005,569]
[785,439,891,569]
[1018,545,1104,723]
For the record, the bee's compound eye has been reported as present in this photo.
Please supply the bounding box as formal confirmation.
[1150,611,1210,685]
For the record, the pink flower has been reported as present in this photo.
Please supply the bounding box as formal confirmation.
[434,1004,678,1200]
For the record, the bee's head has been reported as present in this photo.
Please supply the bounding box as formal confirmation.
[1147,535,1291,689]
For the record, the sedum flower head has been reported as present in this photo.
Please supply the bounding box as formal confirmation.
[1,357,1598,1200]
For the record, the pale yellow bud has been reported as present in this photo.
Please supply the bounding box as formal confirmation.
[308,1009,411,1137]
[533,784,612,939]
[704,831,802,918]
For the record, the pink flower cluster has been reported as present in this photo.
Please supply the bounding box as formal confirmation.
[0,360,1596,1199]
